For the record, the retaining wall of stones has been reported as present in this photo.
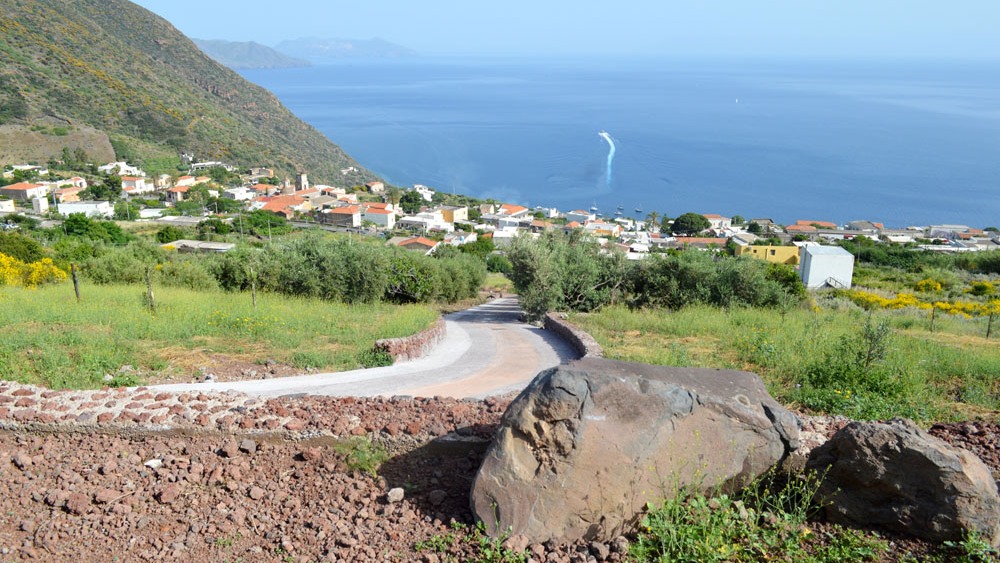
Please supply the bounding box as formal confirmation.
[374,318,447,363]
[544,313,604,358]
[0,380,508,439]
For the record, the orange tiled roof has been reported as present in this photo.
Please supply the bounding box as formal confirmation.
[2,182,44,191]
[500,203,528,215]
[330,205,360,214]
[398,236,437,248]
[795,220,837,228]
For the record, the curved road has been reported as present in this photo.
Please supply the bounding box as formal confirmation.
[149,298,579,400]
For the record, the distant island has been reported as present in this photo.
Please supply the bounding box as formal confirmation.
[274,37,416,62]
[193,39,311,69]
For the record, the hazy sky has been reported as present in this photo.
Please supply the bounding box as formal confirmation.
[131,0,1000,59]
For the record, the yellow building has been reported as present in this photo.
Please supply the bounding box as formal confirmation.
[737,245,800,265]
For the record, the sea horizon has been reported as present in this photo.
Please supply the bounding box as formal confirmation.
[240,55,1000,229]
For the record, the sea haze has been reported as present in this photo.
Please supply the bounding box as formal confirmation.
[240,57,1000,227]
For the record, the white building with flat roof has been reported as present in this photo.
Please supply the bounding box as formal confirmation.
[800,245,854,289]
[57,200,113,218]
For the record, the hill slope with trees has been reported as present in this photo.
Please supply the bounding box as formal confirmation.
[0,0,375,183]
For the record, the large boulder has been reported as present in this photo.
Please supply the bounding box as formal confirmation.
[807,419,1000,547]
[470,357,801,543]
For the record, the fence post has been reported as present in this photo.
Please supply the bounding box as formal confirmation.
[145,266,156,314]
[71,263,81,303]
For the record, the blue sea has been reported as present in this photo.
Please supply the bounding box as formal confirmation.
[241,57,1000,227]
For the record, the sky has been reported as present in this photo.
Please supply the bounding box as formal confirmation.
[130,0,1000,59]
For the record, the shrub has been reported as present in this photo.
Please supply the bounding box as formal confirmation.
[486,253,512,274]
[0,253,67,288]
[332,437,389,477]
[0,232,45,263]
[155,257,218,291]
[357,348,394,368]
[82,242,165,285]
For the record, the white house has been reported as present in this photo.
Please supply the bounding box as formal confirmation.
[0,182,48,201]
[800,245,855,289]
[223,187,254,201]
[121,176,153,197]
[702,214,732,230]
[565,209,596,224]
[98,161,144,176]
[362,206,396,229]
[57,200,113,218]
[412,184,435,202]
[32,197,49,214]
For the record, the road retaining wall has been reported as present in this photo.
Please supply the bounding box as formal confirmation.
[544,313,603,358]
[374,318,447,363]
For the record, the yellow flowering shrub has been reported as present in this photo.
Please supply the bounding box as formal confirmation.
[0,253,67,288]
[847,289,996,319]
[847,290,931,311]
[913,278,942,292]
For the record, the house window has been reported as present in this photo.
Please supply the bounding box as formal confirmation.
[770,249,776,256]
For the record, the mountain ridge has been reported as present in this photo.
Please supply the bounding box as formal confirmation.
[0,0,377,184]
[275,37,416,61]
[193,39,311,69]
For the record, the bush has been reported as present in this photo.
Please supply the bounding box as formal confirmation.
[0,232,45,263]
[155,257,219,291]
[486,253,512,274]
[210,234,480,305]
[357,348,394,368]
[508,231,631,321]
[156,225,188,244]
[82,242,165,285]
[0,253,67,288]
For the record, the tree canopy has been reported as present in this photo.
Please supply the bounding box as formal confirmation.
[671,212,711,235]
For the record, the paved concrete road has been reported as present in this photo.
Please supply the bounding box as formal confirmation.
[148,298,579,400]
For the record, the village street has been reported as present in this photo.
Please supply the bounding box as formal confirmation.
[148,298,580,399]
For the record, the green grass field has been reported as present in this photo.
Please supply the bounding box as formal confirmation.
[572,299,1000,423]
[0,283,437,389]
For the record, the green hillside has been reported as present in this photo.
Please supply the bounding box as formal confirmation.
[0,0,377,184]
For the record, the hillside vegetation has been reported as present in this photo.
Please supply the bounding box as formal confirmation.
[0,0,375,183]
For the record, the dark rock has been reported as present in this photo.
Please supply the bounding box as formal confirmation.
[807,419,1000,547]
[471,358,800,543]
[427,489,447,506]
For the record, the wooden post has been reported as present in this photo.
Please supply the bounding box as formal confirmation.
[988,312,994,340]
[929,306,936,333]
[249,265,257,309]
[145,266,156,314]
[71,263,81,303]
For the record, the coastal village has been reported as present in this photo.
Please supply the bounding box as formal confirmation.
[3,159,999,290]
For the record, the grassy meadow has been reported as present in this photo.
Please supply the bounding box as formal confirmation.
[572,298,1000,423]
[0,282,437,389]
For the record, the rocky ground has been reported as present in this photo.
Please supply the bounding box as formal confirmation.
[0,380,995,562]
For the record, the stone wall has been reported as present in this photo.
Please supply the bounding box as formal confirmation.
[374,318,447,363]
[543,313,603,358]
